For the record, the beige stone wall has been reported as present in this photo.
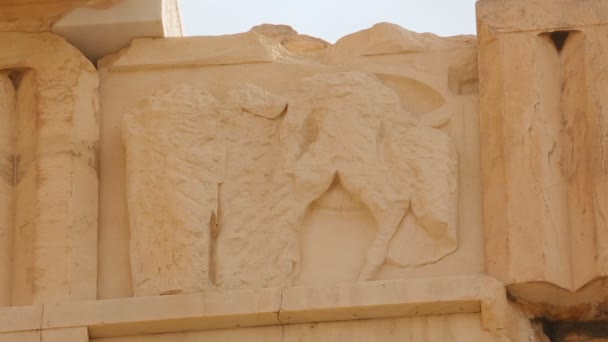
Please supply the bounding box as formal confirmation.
[2,0,608,341]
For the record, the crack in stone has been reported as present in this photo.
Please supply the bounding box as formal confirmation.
[277,288,285,342]
[39,304,44,342]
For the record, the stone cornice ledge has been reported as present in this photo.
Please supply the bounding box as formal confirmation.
[0,276,509,339]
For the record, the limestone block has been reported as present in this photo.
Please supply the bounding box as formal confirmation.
[478,0,608,320]
[89,316,506,342]
[42,327,89,342]
[0,32,99,305]
[0,327,89,342]
[43,288,281,338]
[121,71,457,295]
[98,23,482,299]
[108,32,286,70]
[0,276,537,341]
[52,0,183,61]
[283,314,504,342]
[324,22,465,64]
[0,72,14,308]
[0,0,118,32]
[93,326,282,342]
[280,276,492,324]
[280,72,457,282]
[123,86,225,296]
[0,305,43,333]
[0,331,39,342]
[477,0,608,34]
[250,24,329,54]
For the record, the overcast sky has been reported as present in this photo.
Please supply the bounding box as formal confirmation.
[179,0,478,42]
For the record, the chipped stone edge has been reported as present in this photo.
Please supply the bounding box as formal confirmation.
[476,0,608,34]
[0,276,511,339]
[101,32,288,72]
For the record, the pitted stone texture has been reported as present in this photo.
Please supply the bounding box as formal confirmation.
[122,71,456,295]
[0,0,119,32]
[99,22,481,300]
[0,32,98,306]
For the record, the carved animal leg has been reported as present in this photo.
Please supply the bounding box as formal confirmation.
[292,155,337,223]
[285,166,336,281]
[340,170,409,281]
[358,204,407,281]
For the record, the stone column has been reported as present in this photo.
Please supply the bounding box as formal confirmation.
[0,32,99,305]
[0,72,15,307]
[478,0,608,319]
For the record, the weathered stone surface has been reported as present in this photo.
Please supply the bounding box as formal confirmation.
[0,0,119,32]
[0,276,532,341]
[10,0,608,339]
[0,72,14,308]
[0,32,99,306]
[324,22,463,63]
[281,72,457,281]
[251,24,329,54]
[478,0,608,321]
[108,32,287,70]
[42,327,88,342]
[250,24,298,43]
[123,86,224,296]
[99,22,482,301]
[121,72,457,296]
[476,0,608,34]
[0,0,182,62]
[0,331,40,342]
[52,0,183,61]
[11,0,608,340]
[281,315,504,342]
[6,2,585,339]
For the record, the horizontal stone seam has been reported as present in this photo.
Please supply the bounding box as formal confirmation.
[479,20,608,35]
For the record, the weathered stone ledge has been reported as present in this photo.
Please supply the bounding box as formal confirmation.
[0,276,507,339]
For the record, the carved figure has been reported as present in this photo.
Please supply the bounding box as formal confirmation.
[123,84,287,296]
[123,86,225,296]
[280,72,457,280]
[123,73,456,295]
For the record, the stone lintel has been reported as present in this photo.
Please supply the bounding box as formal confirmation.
[477,0,608,34]
[0,276,507,339]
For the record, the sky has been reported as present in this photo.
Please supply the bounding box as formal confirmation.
[179,0,478,43]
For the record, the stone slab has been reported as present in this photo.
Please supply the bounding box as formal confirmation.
[477,0,608,33]
[0,305,43,333]
[0,276,508,338]
[43,288,282,338]
[106,32,285,70]
[0,331,40,342]
[52,0,182,61]
[280,276,489,324]
[42,327,89,342]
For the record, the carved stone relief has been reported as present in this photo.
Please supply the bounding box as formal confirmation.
[281,72,458,283]
[123,71,457,296]
[123,86,225,296]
